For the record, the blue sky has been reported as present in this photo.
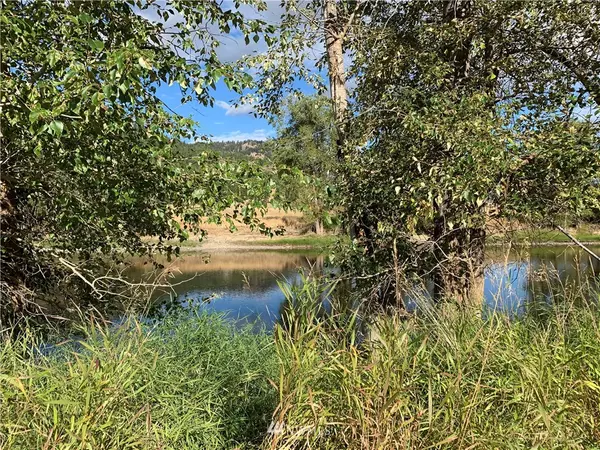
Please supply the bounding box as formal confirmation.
[144,1,313,143]
[156,80,277,142]
[148,2,597,143]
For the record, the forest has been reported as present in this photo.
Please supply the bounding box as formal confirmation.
[1,1,600,448]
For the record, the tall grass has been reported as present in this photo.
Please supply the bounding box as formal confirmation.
[0,311,277,449]
[269,276,600,449]
[2,272,600,449]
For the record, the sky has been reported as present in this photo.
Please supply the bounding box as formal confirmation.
[144,1,599,142]
[143,1,314,143]
[156,80,277,142]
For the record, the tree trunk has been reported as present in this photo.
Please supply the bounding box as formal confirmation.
[0,180,35,328]
[324,0,371,245]
[314,218,324,235]
[324,0,348,160]
[431,0,488,304]
[431,197,487,304]
[323,0,376,250]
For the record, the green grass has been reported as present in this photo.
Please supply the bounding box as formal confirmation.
[0,312,277,449]
[2,276,600,449]
[163,228,600,250]
[268,276,600,449]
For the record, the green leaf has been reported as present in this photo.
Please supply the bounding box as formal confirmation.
[33,142,42,158]
[29,108,46,123]
[48,50,60,67]
[87,39,104,51]
[102,84,113,98]
[78,13,93,24]
[211,69,222,82]
[138,56,152,70]
[91,92,103,106]
[49,120,64,137]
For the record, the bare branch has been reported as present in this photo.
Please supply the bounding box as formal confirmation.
[555,225,600,262]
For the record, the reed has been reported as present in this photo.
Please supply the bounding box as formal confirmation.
[268,275,600,449]
[2,270,599,449]
[0,311,277,449]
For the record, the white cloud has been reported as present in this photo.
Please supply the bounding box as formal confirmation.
[215,100,255,116]
[209,129,273,142]
[214,121,224,125]
[135,1,281,65]
[213,1,287,62]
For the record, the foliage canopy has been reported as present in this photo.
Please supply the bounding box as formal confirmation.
[0,0,275,322]
[248,0,600,300]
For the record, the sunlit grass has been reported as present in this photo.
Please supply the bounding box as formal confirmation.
[2,272,600,449]
[489,228,600,244]
[269,276,600,449]
[0,312,277,449]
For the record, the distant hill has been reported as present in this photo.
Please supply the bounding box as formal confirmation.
[174,140,270,161]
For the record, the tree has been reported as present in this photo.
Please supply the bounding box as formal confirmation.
[0,0,274,324]
[323,0,350,159]
[270,94,336,233]
[249,0,600,304]
[345,0,599,302]
[245,0,368,242]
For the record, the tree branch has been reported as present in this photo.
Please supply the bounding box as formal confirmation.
[555,225,600,262]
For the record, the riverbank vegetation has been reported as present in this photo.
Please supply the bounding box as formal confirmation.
[489,227,600,245]
[0,312,278,449]
[3,0,599,324]
[2,1,600,448]
[269,277,600,450]
[249,0,600,304]
[2,277,600,449]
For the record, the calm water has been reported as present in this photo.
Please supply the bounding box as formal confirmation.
[128,246,599,328]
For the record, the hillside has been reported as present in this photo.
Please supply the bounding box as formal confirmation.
[174,139,270,161]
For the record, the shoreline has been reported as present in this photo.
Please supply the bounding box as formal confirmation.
[180,243,318,252]
[176,238,600,252]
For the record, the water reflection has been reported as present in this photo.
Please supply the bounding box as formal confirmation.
[127,251,325,329]
[127,246,599,329]
[484,246,599,316]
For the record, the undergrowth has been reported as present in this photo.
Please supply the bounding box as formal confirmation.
[268,276,600,449]
[2,274,600,449]
[0,311,277,449]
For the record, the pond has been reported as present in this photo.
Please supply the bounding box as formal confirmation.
[127,245,600,329]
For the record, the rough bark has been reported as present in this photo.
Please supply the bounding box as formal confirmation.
[324,0,349,160]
